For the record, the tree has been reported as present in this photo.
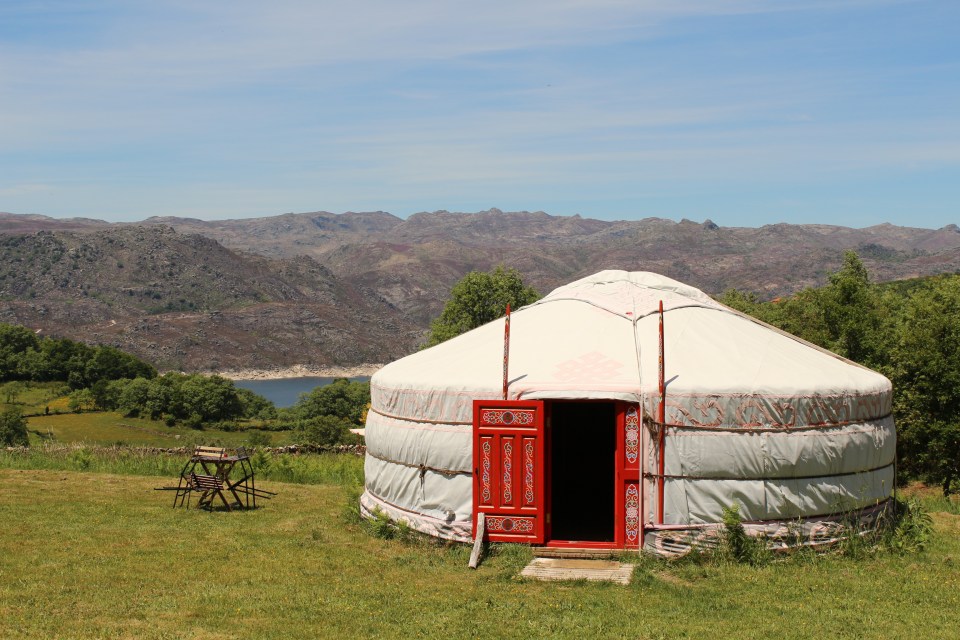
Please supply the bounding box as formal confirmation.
[2,381,26,405]
[425,266,540,347]
[237,388,277,420]
[36,338,91,382]
[718,289,764,318]
[295,378,369,425]
[106,372,270,427]
[91,379,125,411]
[176,375,243,424]
[67,388,95,413]
[82,346,156,388]
[0,323,156,386]
[819,251,885,366]
[117,377,151,417]
[297,414,356,447]
[0,324,39,380]
[888,276,960,494]
[0,406,28,446]
[144,374,177,420]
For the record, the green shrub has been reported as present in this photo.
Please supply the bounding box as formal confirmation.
[364,507,412,542]
[0,406,28,446]
[297,415,358,447]
[67,388,95,413]
[884,498,934,554]
[717,504,771,566]
[69,448,93,470]
[340,485,362,524]
[294,378,369,425]
[2,381,26,404]
[246,430,272,447]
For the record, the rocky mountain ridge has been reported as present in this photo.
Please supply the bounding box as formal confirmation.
[0,224,419,371]
[1,209,959,370]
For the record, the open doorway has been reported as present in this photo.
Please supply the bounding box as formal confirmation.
[549,402,616,542]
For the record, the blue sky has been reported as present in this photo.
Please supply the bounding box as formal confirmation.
[0,1,957,228]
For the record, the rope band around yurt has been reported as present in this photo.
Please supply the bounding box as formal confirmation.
[643,460,894,483]
[644,413,893,433]
[365,450,469,477]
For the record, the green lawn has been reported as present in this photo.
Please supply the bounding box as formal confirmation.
[25,411,296,447]
[1,462,959,639]
[1,381,71,415]
[0,381,298,448]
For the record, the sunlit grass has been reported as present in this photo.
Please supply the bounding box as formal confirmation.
[1,463,959,639]
[901,482,960,516]
[0,381,70,414]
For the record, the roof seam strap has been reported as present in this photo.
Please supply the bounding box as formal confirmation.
[532,295,723,321]
[632,307,643,405]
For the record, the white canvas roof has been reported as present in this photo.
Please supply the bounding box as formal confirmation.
[372,270,891,427]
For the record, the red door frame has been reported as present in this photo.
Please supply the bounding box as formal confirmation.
[473,399,645,550]
[542,400,641,550]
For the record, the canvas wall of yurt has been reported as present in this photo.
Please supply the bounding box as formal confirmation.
[360,271,895,555]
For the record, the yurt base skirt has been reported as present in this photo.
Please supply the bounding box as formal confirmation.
[360,490,473,542]
[643,500,892,557]
[360,490,893,558]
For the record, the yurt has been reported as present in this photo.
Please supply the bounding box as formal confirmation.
[361,271,895,555]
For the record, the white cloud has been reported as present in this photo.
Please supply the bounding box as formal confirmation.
[0,1,873,88]
[0,183,57,197]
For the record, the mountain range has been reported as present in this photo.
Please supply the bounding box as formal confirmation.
[2,209,958,371]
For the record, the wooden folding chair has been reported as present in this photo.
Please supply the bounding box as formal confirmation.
[188,472,232,511]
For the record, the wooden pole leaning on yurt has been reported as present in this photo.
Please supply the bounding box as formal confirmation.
[657,299,666,524]
[502,304,511,400]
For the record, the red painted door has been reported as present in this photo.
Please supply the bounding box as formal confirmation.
[473,399,545,543]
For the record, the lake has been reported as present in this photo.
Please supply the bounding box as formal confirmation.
[234,376,369,408]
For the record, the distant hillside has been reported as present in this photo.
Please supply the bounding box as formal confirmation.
[0,225,419,371]
[138,209,960,324]
[2,209,959,369]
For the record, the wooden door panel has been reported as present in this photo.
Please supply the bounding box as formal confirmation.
[621,403,644,549]
[473,400,544,543]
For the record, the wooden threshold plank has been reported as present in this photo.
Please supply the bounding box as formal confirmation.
[520,558,634,585]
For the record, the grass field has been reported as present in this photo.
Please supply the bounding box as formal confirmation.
[0,445,364,486]
[0,381,299,448]
[1,381,71,415]
[23,411,297,448]
[1,457,959,639]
